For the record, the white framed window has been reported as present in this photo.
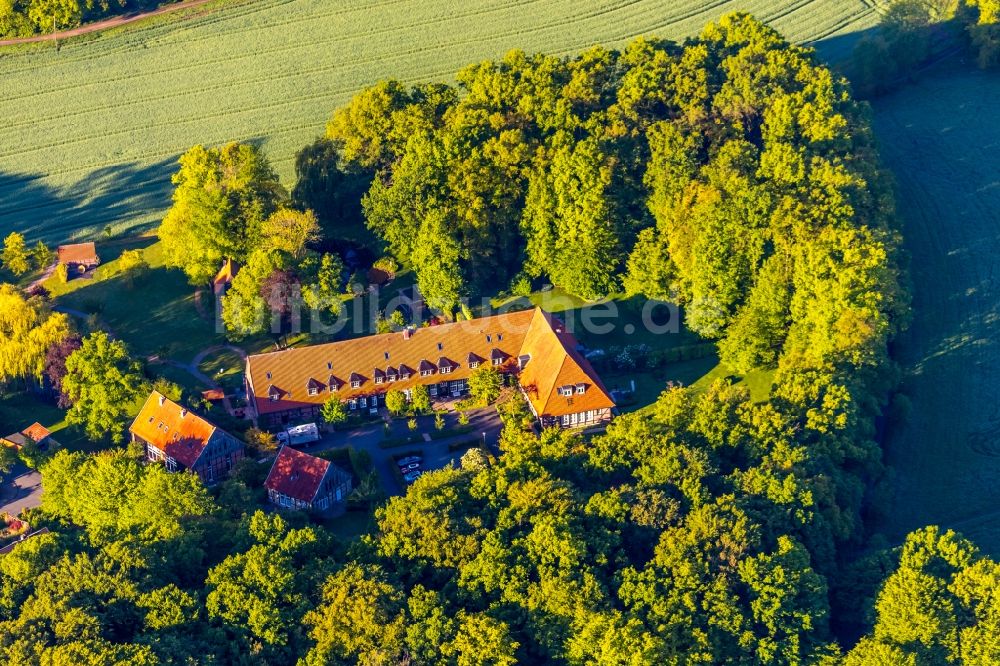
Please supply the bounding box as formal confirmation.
[308,387,318,396]
[375,376,384,384]
[560,386,573,397]
[576,385,585,395]
[351,380,361,389]
[421,369,433,377]
[469,361,479,369]
[561,414,570,426]
[360,397,367,408]
[492,358,501,366]
[441,366,451,374]
[270,393,279,402]
[348,399,357,410]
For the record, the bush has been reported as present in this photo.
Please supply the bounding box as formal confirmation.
[55,263,68,283]
[372,256,399,275]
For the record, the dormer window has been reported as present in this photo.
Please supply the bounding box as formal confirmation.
[486,334,492,342]
[419,359,436,377]
[327,361,332,370]
[308,386,318,396]
[560,386,573,397]
[398,364,413,380]
[386,366,398,382]
[575,383,586,395]
[306,378,324,396]
[352,380,361,389]
[349,372,363,389]
[384,351,390,360]
[469,361,480,369]
[328,375,341,391]
[374,368,386,385]
[268,385,281,401]
[490,348,506,366]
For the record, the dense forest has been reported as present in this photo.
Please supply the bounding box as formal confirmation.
[6,13,998,665]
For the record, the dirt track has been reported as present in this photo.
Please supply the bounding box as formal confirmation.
[0,0,216,46]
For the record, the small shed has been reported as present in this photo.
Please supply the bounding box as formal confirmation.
[57,242,100,274]
[213,258,240,296]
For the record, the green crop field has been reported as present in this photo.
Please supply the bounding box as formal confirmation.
[0,0,877,245]
[872,61,1000,556]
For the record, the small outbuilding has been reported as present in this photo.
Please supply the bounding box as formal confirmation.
[213,258,240,296]
[56,242,100,274]
[1,423,54,451]
[264,446,353,512]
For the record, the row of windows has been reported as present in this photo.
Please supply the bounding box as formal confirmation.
[296,360,501,399]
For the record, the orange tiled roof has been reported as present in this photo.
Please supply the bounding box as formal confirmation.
[517,310,615,417]
[213,258,240,285]
[264,446,332,503]
[57,242,98,265]
[246,308,614,419]
[129,391,219,468]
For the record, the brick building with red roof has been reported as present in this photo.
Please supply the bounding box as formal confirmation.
[129,391,245,484]
[245,307,614,430]
[264,446,353,511]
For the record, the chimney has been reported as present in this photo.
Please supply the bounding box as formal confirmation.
[158,394,166,406]
[403,327,412,340]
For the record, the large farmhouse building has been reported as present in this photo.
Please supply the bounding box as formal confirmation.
[245,307,615,429]
[129,391,245,484]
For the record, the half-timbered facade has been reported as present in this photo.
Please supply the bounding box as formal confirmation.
[129,391,245,484]
[264,446,353,511]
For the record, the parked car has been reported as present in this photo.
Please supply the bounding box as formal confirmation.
[403,470,423,484]
[397,456,422,467]
[400,462,421,473]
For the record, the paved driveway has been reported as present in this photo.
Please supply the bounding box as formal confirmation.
[0,464,42,516]
[301,409,503,496]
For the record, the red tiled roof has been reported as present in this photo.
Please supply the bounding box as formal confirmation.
[264,446,331,503]
[129,391,218,468]
[57,242,98,265]
[21,422,51,442]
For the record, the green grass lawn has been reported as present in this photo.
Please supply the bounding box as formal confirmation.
[0,392,103,453]
[197,348,245,392]
[48,239,276,364]
[871,60,1000,556]
[0,0,876,244]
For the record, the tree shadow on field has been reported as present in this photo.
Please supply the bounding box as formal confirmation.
[0,155,179,244]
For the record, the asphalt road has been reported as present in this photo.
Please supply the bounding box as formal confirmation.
[300,408,503,495]
[0,464,42,517]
